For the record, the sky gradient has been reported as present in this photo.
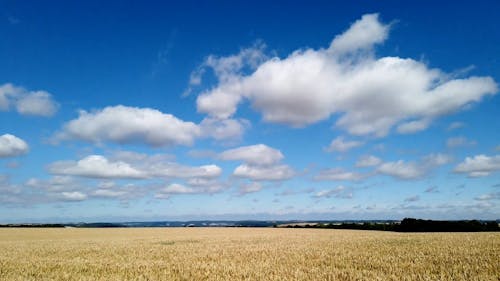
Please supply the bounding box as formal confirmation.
[1,0,499,222]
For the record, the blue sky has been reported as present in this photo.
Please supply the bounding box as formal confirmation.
[1,1,499,222]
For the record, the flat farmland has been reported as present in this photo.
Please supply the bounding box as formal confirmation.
[0,228,498,280]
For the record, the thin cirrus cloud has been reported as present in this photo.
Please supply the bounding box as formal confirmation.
[52,105,246,146]
[0,134,29,158]
[0,83,59,117]
[195,13,497,137]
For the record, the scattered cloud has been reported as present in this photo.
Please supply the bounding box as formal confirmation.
[199,117,248,141]
[194,13,497,136]
[325,136,363,153]
[0,83,59,117]
[404,195,420,202]
[48,155,147,179]
[238,182,263,195]
[314,185,352,199]
[454,154,500,177]
[314,168,365,181]
[233,164,294,181]
[356,155,382,167]
[377,153,451,180]
[219,144,283,165]
[446,136,476,148]
[48,153,222,180]
[447,122,465,131]
[0,134,29,158]
[53,105,247,146]
[424,186,439,193]
[474,192,500,201]
[60,191,87,202]
[53,105,201,146]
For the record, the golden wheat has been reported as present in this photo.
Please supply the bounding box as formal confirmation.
[0,228,498,280]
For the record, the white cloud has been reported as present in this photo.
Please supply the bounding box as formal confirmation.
[447,122,465,131]
[48,154,222,180]
[325,136,363,153]
[48,155,147,179]
[233,164,294,181]
[328,13,389,55]
[54,105,201,146]
[474,192,500,201]
[154,179,226,199]
[194,14,497,136]
[54,105,247,146]
[149,163,222,179]
[377,154,451,180]
[92,189,128,198]
[314,185,352,199]
[0,83,59,117]
[446,136,476,148]
[219,144,284,165]
[16,91,59,117]
[0,134,29,158]
[356,155,382,167]
[159,183,196,194]
[378,161,423,179]
[454,154,500,177]
[396,119,430,134]
[199,117,248,141]
[314,168,365,181]
[239,182,263,195]
[60,191,87,201]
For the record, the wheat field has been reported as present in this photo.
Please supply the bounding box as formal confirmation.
[0,227,498,280]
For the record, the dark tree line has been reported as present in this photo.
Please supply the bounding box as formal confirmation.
[285,218,499,232]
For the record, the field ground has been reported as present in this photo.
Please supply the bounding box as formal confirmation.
[0,228,498,280]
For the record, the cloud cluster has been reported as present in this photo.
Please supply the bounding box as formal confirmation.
[0,134,29,158]
[53,105,246,146]
[0,83,59,117]
[195,14,497,137]
[218,144,294,182]
[454,154,500,177]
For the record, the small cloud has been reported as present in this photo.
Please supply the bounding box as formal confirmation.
[0,83,59,117]
[377,153,451,180]
[325,136,363,153]
[314,186,352,199]
[424,186,439,193]
[219,144,283,165]
[60,191,87,202]
[356,155,382,167]
[446,136,476,148]
[0,134,29,158]
[404,195,420,202]
[454,154,500,177]
[474,192,500,201]
[314,168,365,181]
[447,122,465,131]
[238,182,263,195]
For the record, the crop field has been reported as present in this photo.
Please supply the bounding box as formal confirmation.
[0,228,498,280]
